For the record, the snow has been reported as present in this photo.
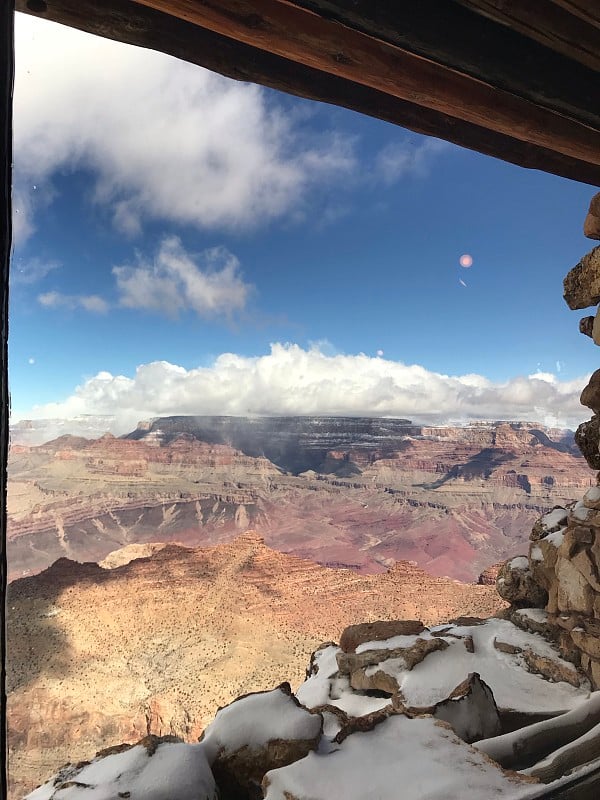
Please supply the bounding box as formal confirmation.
[545,528,566,547]
[509,556,530,570]
[296,645,339,709]
[541,508,568,531]
[530,545,543,562]
[476,692,600,765]
[584,487,600,503]
[296,646,390,718]
[329,675,391,717]
[359,621,588,714]
[573,501,590,521]
[200,686,322,763]
[320,710,345,738]
[523,719,600,777]
[515,609,548,624]
[297,621,589,718]
[25,742,217,800]
[262,715,539,800]
[355,634,427,654]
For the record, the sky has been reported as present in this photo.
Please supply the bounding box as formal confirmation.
[8,13,598,436]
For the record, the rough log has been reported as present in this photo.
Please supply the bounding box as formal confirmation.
[293,0,599,129]
[17,0,600,185]
[130,0,600,165]
[549,0,600,28]
[455,0,600,71]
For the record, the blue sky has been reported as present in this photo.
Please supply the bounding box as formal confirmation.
[9,13,596,435]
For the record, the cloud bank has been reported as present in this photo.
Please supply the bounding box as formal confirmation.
[13,14,355,243]
[13,344,589,436]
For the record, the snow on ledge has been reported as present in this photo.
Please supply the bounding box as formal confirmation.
[262,715,539,800]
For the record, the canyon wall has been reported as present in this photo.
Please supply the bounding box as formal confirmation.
[7,419,592,582]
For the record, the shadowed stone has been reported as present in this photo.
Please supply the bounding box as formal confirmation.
[564,246,600,309]
[581,370,600,414]
[584,193,600,240]
[575,415,600,469]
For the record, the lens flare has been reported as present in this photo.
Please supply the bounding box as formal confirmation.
[459,254,473,268]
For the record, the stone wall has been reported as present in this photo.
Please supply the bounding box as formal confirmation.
[498,191,600,689]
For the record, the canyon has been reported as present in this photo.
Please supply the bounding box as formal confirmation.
[7,416,594,582]
[6,533,504,799]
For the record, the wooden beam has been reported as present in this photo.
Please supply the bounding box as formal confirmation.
[291,0,599,129]
[129,0,599,166]
[455,0,600,71]
[549,0,600,28]
[17,0,600,186]
[0,3,13,800]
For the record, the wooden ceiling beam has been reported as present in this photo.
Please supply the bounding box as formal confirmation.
[16,0,600,185]
[290,1,599,129]
[454,0,600,71]
[548,0,600,29]
[127,0,599,167]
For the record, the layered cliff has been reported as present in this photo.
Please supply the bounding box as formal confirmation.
[8,418,591,582]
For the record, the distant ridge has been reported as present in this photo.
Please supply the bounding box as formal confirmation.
[124,415,577,475]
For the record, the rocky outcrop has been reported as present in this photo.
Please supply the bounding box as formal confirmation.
[496,557,548,607]
[25,615,598,800]
[6,535,503,799]
[477,562,502,585]
[498,490,600,690]
[200,684,322,799]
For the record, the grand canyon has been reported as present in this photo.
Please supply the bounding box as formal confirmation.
[7,534,504,799]
[7,415,598,797]
[8,416,593,582]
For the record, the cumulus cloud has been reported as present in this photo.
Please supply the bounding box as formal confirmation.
[113,237,251,318]
[374,138,450,185]
[13,344,589,435]
[37,291,109,313]
[13,14,356,244]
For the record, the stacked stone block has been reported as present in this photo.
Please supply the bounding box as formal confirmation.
[498,191,600,688]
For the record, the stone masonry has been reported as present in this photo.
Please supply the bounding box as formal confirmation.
[499,191,600,689]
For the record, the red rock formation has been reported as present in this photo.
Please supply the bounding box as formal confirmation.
[6,533,503,799]
[7,419,591,583]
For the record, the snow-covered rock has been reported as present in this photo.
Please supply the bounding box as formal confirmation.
[24,736,217,800]
[338,619,425,653]
[262,715,539,800]
[497,558,548,608]
[299,620,589,720]
[200,683,322,797]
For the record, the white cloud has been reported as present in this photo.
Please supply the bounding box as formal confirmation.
[10,255,60,284]
[113,237,251,318]
[13,14,356,244]
[13,343,589,435]
[37,291,109,313]
[374,138,450,185]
